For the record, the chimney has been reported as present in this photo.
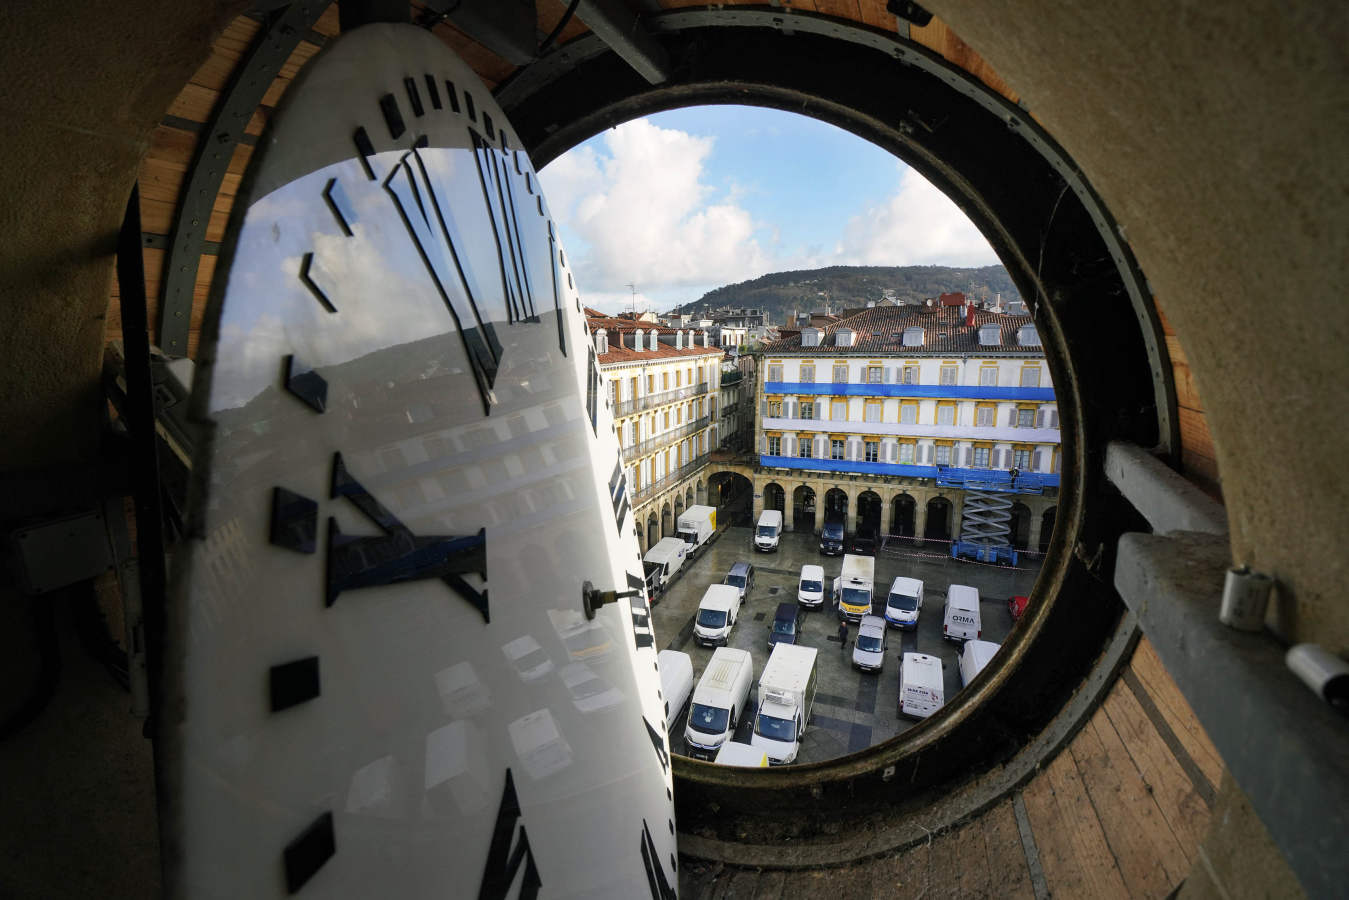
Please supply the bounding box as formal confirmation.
[702,330,710,348]
[965,305,976,327]
[649,330,658,351]
[634,328,644,351]
[675,330,683,349]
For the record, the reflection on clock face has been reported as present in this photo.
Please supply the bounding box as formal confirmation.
[166,23,677,899]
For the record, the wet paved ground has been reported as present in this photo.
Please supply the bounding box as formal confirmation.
[650,525,1043,764]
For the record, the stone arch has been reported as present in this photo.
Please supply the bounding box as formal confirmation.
[763,482,785,515]
[792,485,817,533]
[890,493,916,540]
[925,496,953,542]
[1009,502,1032,550]
[857,490,882,533]
[674,494,685,519]
[661,502,672,537]
[1039,506,1057,554]
[823,487,849,524]
[695,479,705,505]
[685,486,694,508]
[646,512,659,548]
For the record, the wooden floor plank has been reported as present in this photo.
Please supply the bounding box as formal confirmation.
[1102,681,1212,858]
[981,799,1035,899]
[1071,713,1193,897]
[1022,749,1130,900]
[867,838,931,899]
[1129,638,1225,788]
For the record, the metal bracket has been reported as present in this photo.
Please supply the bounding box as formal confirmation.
[157,1,327,356]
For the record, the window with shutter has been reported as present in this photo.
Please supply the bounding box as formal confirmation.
[940,365,958,386]
[865,402,881,423]
[903,365,920,385]
[900,403,918,425]
[1017,408,1035,428]
[800,365,815,383]
[868,367,883,384]
[832,399,847,421]
[1035,410,1044,428]
[1031,449,1043,471]
[831,439,846,460]
[1049,410,1059,428]
[963,447,973,466]
[768,365,783,382]
[833,365,848,383]
[980,366,998,386]
[938,404,955,426]
[1020,366,1041,387]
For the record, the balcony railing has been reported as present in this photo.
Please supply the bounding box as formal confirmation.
[621,415,712,461]
[632,453,711,504]
[613,381,709,417]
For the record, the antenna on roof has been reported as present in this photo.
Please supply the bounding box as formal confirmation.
[626,282,637,319]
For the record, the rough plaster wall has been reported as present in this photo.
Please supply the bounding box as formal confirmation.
[0,0,245,470]
[926,1,1349,651]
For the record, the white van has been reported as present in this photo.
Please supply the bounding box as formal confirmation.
[852,615,888,672]
[693,584,743,647]
[958,640,1001,687]
[714,742,768,768]
[798,564,825,607]
[684,647,754,760]
[754,509,783,552]
[899,652,945,719]
[658,649,694,725]
[942,584,982,643]
[643,537,688,591]
[883,576,924,630]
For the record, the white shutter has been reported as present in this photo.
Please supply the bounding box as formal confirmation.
[817,436,827,458]
[994,449,1005,468]
[1049,410,1059,428]
[761,399,769,417]
[1032,450,1043,471]
[921,444,931,464]
[963,447,973,467]
[889,441,898,462]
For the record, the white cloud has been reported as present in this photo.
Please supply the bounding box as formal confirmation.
[540,120,772,297]
[834,165,999,267]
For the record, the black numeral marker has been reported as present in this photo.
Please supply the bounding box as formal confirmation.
[478,769,541,900]
[642,717,670,777]
[326,453,488,622]
[639,820,677,900]
[585,356,601,435]
[471,129,539,326]
[546,221,567,356]
[385,148,504,415]
[609,462,628,530]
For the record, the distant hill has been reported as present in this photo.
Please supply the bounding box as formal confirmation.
[675,265,1019,324]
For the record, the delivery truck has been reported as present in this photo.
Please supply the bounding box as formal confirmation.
[675,504,717,555]
[750,643,819,765]
[684,647,754,760]
[642,537,688,592]
[833,553,876,622]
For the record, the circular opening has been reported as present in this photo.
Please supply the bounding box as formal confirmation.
[504,13,1170,847]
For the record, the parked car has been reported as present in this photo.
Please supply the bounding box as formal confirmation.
[852,615,888,672]
[819,519,845,556]
[768,601,804,647]
[1008,595,1030,621]
[847,525,878,555]
[723,561,755,600]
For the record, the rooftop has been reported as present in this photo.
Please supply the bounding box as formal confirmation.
[762,305,1040,355]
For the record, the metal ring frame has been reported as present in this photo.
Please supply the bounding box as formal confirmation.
[498,8,1175,854]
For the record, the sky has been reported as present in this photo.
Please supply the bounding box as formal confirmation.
[538,104,999,317]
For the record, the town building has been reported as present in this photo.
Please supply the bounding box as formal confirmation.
[586,310,726,550]
[751,304,1061,556]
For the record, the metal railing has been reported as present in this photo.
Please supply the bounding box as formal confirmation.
[632,453,711,504]
[613,381,709,417]
[621,416,712,461]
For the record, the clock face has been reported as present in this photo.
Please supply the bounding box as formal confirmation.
[166,24,676,898]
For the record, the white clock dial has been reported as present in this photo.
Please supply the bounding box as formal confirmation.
[167,23,676,899]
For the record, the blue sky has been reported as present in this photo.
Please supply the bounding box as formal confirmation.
[539,104,998,316]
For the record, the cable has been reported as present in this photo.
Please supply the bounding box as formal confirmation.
[538,0,581,56]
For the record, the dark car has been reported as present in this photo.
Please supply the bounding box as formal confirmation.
[847,526,878,556]
[768,601,804,647]
[819,519,845,556]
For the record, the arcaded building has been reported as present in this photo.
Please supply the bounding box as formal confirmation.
[753,304,1060,555]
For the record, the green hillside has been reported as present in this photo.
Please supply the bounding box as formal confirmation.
[675,265,1019,324]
